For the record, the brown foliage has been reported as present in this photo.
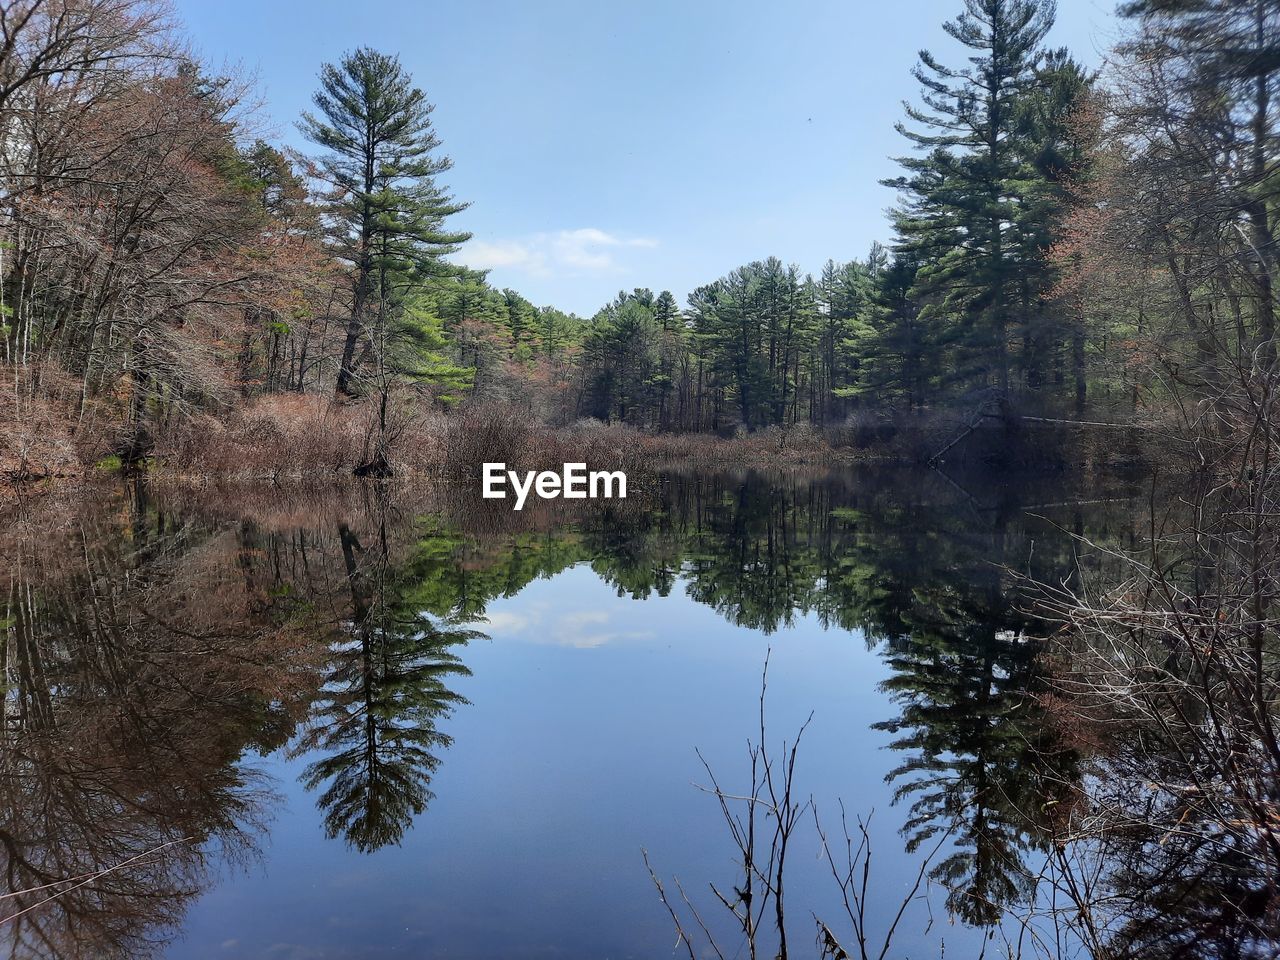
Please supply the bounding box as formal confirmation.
[0,489,333,958]
[0,371,81,486]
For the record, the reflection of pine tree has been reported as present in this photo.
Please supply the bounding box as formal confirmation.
[584,504,686,600]
[576,470,1089,931]
[857,504,1079,929]
[682,475,827,632]
[875,617,1045,926]
[293,525,477,852]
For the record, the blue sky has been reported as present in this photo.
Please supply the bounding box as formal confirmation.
[174,0,1120,316]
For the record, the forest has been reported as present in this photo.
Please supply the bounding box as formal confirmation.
[2,0,1274,481]
[5,2,1280,956]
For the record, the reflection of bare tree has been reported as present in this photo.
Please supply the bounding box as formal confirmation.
[1033,363,1280,958]
[0,489,325,959]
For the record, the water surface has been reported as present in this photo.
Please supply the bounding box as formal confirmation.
[0,468,1142,959]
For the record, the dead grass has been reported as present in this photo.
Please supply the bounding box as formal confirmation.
[1,390,863,512]
[151,393,448,479]
[157,399,859,483]
[0,368,87,511]
[1,362,1159,515]
[0,380,79,477]
[10,382,1155,509]
[440,406,851,477]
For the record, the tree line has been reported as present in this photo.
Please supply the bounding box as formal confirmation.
[1,0,1277,459]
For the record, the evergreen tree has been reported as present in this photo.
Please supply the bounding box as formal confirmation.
[653,290,682,332]
[580,291,663,425]
[712,266,771,428]
[858,252,935,408]
[814,256,877,421]
[536,306,582,362]
[1012,50,1093,396]
[652,290,686,428]
[686,283,724,430]
[501,288,536,356]
[436,269,502,331]
[886,0,1056,396]
[300,47,471,397]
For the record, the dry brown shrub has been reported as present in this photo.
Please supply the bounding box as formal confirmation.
[441,403,543,477]
[154,395,368,477]
[0,368,83,483]
[558,418,840,471]
[151,392,448,479]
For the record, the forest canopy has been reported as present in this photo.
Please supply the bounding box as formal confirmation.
[0,0,1276,476]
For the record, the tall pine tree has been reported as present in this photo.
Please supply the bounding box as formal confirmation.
[886,0,1056,397]
[301,48,471,397]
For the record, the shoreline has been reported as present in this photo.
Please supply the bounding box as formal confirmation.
[2,390,1156,513]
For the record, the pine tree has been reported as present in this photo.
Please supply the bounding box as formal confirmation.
[536,306,581,362]
[815,256,877,421]
[580,291,663,425]
[300,48,471,397]
[652,290,686,428]
[501,288,535,356]
[1012,50,1092,398]
[860,252,935,408]
[712,266,770,429]
[886,0,1056,397]
[653,290,681,332]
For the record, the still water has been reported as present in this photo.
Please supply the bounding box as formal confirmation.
[0,468,1142,959]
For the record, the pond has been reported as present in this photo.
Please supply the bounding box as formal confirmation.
[0,467,1146,959]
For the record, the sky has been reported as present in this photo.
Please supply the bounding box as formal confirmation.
[172,0,1121,317]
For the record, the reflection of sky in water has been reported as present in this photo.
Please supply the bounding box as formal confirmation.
[170,563,988,959]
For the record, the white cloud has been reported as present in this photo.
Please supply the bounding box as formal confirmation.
[481,610,532,634]
[555,610,616,648]
[480,602,652,649]
[558,610,610,629]
[465,240,537,270]
[463,227,657,278]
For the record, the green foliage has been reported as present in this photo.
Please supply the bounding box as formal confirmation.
[0,0,1129,445]
[388,0,1096,430]
[297,524,477,853]
[582,290,666,426]
[501,288,535,353]
[884,0,1086,400]
[300,47,472,397]
[537,305,584,361]
[300,48,471,278]
[385,294,472,399]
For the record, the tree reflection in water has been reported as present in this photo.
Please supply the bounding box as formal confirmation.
[0,489,320,959]
[290,521,476,853]
[2,469,1244,957]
